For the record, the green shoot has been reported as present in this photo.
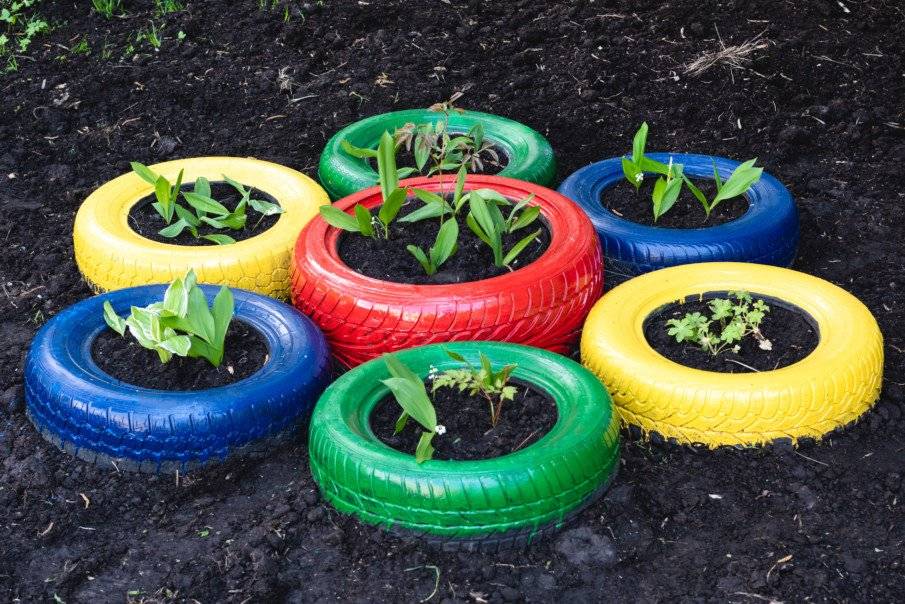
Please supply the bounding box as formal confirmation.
[432,350,517,427]
[381,354,441,463]
[406,218,458,276]
[466,192,541,269]
[666,291,772,356]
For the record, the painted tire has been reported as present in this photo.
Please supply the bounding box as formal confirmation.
[309,342,620,549]
[557,153,799,275]
[25,285,331,473]
[581,262,883,447]
[318,109,556,199]
[74,157,329,299]
[291,175,603,367]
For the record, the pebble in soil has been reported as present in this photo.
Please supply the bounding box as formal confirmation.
[337,199,551,285]
[370,380,557,461]
[91,320,268,390]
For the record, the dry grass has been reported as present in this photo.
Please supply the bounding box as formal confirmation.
[684,31,769,76]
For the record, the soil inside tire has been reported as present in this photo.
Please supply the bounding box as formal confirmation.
[128,181,281,245]
[91,320,268,390]
[337,198,551,285]
[603,178,748,228]
[370,379,557,461]
[644,294,818,372]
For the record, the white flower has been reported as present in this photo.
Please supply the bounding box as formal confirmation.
[758,339,773,351]
[435,425,446,435]
[732,345,741,354]
[635,172,644,183]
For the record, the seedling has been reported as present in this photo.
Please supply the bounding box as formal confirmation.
[0,1,49,73]
[91,0,122,18]
[103,269,235,367]
[406,218,458,276]
[621,123,762,221]
[321,132,407,239]
[666,291,772,356]
[131,162,184,224]
[432,350,517,427]
[381,354,443,463]
[467,191,542,269]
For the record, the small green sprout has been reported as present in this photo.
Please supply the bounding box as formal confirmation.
[666,291,772,357]
[406,218,458,276]
[381,354,441,463]
[102,269,234,367]
[466,191,542,269]
[91,0,122,19]
[431,350,517,427]
[131,161,184,225]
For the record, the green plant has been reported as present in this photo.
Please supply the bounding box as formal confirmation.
[466,191,542,269]
[137,21,161,49]
[406,217,458,276]
[70,35,90,56]
[431,350,517,427]
[666,291,772,356]
[91,0,121,19]
[621,122,763,221]
[1,0,49,72]
[131,161,184,224]
[381,354,443,463]
[394,94,499,178]
[154,0,182,16]
[321,131,408,239]
[103,269,235,367]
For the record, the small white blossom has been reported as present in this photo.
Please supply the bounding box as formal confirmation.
[758,339,773,351]
[435,425,446,435]
[635,172,644,183]
[732,345,741,354]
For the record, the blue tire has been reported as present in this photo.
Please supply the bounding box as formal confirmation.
[557,153,799,276]
[25,285,331,473]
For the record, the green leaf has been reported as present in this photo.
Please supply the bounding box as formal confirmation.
[639,156,670,174]
[194,176,211,199]
[376,131,398,201]
[467,192,496,241]
[102,301,126,336]
[466,212,493,247]
[222,174,249,198]
[415,431,435,464]
[379,188,406,226]
[398,202,448,223]
[509,205,540,232]
[131,162,159,186]
[354,204,374,237]
[414,138,430,171]
[469,122,484,151]
[712,161,723,191]
[396,167,417,179]
[394,411,409,434]
[711,159,762,206]
[248,197,283,216]
[503,228,541,267]
[202,234,236,245]
[385,353,422,383]
[412,188,445,206]
[380,376,437,431]
[162,275,188,317]
[340,138,379,159]
[319,206,360,232]
[622,157,643,190]
[682,175,709,212]
[632,122,648,164]
[158,334,191,357]
[158,219,189,238]
[453,165,466,208]
[406,244,433,275]
[183,191,230,216]
[206,286,233,366]
[467,188,510,206]
[154,176,174,223]
[651,177,667,221]
[445,349,468,363]
[429,218,458,269]
[174,204,201,227]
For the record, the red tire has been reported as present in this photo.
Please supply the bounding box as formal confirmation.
[291,175,603,367]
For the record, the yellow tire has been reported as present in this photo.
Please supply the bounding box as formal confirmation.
[581,262,883,447]
[74,157,328,299]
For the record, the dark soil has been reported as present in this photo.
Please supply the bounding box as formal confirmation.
[91,321,269,390]
[2,0,904,602]
[129,181,281,245]
[644,296,819,372]
[370,380,556,461]
[338,200,551,284]
[604,178,749,228]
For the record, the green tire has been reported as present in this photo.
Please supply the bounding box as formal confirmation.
[308,342,620,549]
[317,109,557,200]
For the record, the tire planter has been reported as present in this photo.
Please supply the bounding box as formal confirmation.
[318,109,556,199]
[557,153,799,276]
[25,285,331,473]
[74,157,329,299]
[291,175,603,367]
[309,342,620,550]
[581,262,883,447]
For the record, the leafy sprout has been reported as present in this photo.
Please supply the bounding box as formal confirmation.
[103,269,234,367]
[467,191,542,269]
[381,354,441,463]
[431,350,517,427]
[665,291,772,356]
